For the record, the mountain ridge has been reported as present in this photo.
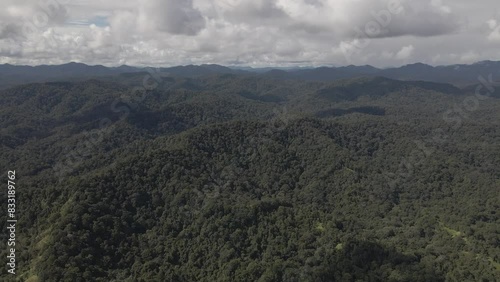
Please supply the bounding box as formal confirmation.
[1,61,500,89]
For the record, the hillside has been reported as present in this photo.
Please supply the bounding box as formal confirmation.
[0,75,499,281]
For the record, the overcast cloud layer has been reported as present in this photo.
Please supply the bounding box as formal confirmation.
[0,0,499,67]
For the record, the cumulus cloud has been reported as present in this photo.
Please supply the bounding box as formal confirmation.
[396,45,414,59]
[487,18,500,42]
[354,0,464,38]
[0,0,497,67]
[280,0,466,39]
[0,0,69,43]
[430,0,451,14]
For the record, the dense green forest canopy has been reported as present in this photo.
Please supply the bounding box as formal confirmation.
[0,73,498,281]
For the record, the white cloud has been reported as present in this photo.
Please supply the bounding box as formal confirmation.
[0,0,497,67]
[460,51,479,63]
[487,19,497,29]
[431,0,451,14]
[396,45,414,59]
[487,18,500,42]
[488,27,500,42]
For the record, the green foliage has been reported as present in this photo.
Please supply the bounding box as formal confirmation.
[0,75,498,281]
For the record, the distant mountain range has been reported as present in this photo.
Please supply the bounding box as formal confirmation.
[1,61,500,88]
[267,61,500,86]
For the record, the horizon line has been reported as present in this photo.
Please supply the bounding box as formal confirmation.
[0,60,498,70]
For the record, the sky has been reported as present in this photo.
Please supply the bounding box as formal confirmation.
[0,0,499,67]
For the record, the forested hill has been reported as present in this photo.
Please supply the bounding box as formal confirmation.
[0,74,499,281]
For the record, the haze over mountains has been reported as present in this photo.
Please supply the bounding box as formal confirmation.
[1,61,500,89]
